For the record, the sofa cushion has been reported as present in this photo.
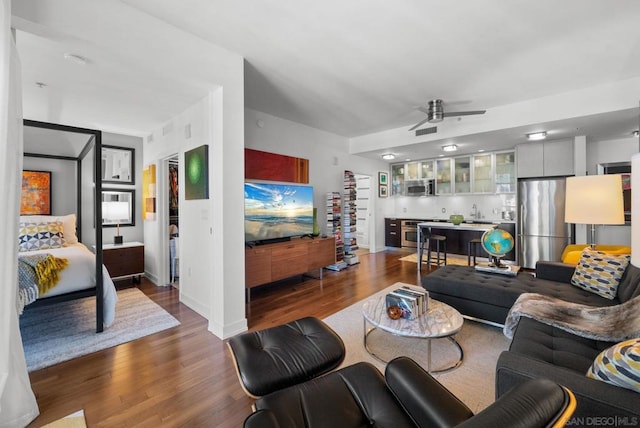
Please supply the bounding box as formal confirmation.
[587,338,640,393]
[617,264,640,303]
[422,266,619,312]
[571,247,630,299]
[508,317,613,373]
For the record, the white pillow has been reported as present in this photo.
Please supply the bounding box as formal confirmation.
[19,214,78,245]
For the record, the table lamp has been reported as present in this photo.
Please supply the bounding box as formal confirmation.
[565,175,625,248]
[103,201,129,244]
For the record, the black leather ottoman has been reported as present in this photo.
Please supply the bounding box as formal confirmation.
[227,317,345,397]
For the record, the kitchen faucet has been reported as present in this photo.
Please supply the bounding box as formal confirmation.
[470,203,478,218]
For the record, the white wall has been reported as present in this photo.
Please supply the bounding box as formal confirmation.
[145,89,246,339]
[245,109,391,252]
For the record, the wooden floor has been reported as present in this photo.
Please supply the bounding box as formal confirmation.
[27,248,419,427]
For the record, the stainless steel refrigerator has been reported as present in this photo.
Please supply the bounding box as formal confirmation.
[517,177,575,269]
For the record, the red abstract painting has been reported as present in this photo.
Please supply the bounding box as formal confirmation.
[21,170,52,215]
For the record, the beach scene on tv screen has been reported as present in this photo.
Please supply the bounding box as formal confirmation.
[245,182,314,242]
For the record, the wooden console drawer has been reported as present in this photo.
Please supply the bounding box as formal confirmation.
[308,237,336,269]
[102,242,144,279]
[245,247,272,288]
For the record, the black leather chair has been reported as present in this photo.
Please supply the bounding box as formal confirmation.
[244,356,576,428]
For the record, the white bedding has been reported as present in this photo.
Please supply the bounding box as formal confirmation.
[18,243,118,327]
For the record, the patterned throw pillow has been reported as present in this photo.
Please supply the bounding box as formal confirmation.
[587,338,640,393]
[18,221,65,252]
[571,247,630,299]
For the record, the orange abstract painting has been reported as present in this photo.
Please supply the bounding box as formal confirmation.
[21,170,52,215]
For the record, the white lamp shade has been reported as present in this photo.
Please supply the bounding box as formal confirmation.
[102,201,129,222]
[565,175,624,225]
[632,154,640,267]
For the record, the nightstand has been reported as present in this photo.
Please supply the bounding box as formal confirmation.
[102,241,145,283]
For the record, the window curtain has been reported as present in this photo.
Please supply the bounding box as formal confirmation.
[0,0,40,426]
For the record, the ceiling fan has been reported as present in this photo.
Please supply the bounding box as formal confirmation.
[409,99,486,131]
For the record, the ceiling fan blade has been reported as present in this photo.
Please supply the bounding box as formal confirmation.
[409,117,431,131]
[443,110,486,117]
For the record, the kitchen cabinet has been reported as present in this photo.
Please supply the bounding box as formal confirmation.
[473,153,493,193]
[517,140,574,178]
[385,218,401,247]
[495,151,516,193]
[391,164,404,195]
[389,150,517,196]
[454,156,471,194]
[420,160,435,179]
[436,158,452,195]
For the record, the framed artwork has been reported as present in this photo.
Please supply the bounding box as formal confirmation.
[185,145,209,200]
[379,184,388,198]
[102,145,135,185]
[378,171,388,185]
[142,164,157,220]
[21,170,52,215]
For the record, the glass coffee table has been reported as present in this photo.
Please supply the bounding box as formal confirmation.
[362,295,464,372]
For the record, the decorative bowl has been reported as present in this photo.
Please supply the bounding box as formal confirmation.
[449,214,464,225]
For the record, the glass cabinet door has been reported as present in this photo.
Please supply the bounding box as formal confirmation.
[454,157,471,193]
[420,160,435,179]
[495,151,516,193]
[436,158,452,195]
[473,153,493,193]
[391,164,405,195]
[406,162,420,180]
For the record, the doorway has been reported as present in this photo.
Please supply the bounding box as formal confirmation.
[354,173,372,254]
[168,155,180,287]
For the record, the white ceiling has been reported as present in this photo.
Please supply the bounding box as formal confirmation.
[11,0,640,160]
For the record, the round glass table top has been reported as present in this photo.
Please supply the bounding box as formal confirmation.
[362,295,463,339]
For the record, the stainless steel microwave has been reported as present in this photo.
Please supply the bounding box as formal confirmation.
[405,179,435,196]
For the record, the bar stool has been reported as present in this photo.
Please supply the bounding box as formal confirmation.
[420,229,447,267]
[468,237,482,266]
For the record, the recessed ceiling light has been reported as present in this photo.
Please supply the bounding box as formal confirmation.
[478,149,485,152]
[526,131,547,141]
[442,144,458,152]
[405,158,411,161]
[382,154,395,160]
[64,53,88,65]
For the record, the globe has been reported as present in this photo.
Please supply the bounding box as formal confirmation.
[481,229,514,267]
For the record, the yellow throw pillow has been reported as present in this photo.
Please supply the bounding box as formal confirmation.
[587,338,640,393]
[570,247,630,299]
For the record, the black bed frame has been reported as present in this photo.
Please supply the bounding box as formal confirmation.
[23,119,105,333]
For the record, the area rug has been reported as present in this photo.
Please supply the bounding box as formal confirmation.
[323,283,510,413]
[20,288,180,372]
[42,410,87,428]
[399,252,476,266]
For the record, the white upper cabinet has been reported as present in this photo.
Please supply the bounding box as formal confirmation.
[517,140,574,178]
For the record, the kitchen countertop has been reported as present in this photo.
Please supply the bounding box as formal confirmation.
[417,221,497,230]
[388,217,516,224]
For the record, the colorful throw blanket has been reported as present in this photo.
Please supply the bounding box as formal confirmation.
[504,292,640,342]
[18,253,68,314]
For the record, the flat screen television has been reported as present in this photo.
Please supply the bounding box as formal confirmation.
[244,182,314,244]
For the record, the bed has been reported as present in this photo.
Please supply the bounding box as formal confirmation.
[17,214,117,329]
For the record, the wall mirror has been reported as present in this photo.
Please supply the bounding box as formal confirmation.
[102,188,135,227]
[102,145,134,184]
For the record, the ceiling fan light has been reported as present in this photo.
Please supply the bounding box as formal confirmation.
[442,144,457,152]
[633,130,639,137]
[526,131,547,141]
[382,153,395,160]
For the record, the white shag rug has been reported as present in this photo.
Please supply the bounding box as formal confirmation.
[20,288,180,372]
[323,283,510,413]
